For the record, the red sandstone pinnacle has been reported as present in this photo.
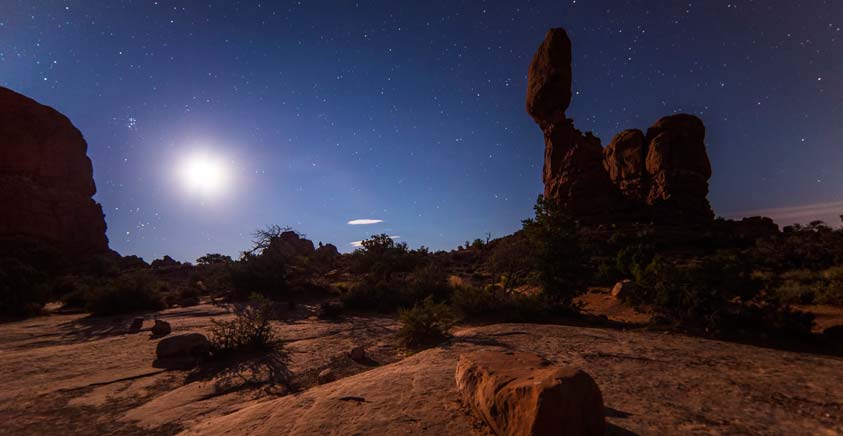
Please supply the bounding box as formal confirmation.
[0,86,109,252]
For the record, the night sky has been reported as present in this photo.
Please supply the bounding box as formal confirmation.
[1,1,841,262]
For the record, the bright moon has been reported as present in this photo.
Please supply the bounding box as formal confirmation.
[178,152,230,198]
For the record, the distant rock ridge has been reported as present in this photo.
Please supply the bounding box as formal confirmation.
[0,86,109,252]
[526,28,714,224]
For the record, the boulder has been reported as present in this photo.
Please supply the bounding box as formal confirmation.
[151,319,171,337]
[0,87,108,253]
[526,28,572,129]
[611,280,637,300]
[154,333,210,369]
[276,230,315,257]
[317,368,336,384]
[128,317,144,334]
[455,350,605,436]
[349,346,366,362]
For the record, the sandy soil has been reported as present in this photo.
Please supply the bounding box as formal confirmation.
[1,301,842,435]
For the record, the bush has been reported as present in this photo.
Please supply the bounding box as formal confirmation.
[85,271,166,316]
[229,251,289,301]
[522,195,589,307]
[350,234,417,280]
[451,285,551,322]
[768,267,843,307]
[398,296,457,349]
[616,244,654,279]
[317,301,343,319]
[634,253,814,337]
[342,277,406,312]
[0,257,50,318]
[209,303,275,354]
[342,263,454,313]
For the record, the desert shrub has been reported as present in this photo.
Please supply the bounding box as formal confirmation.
[85,271,165,316]
[634,253,813,336]
[522,195,589,307]
[768,267,843,307]
[196,253,233,265]
[0,257,50,318]
[593,260,620,285]
[405,263,452,302]
[772,280,819,305]
[751,221,843,271]
[451,285,551,322]
[342,278,403,312]
[486,236,532,294]
[342,261,453,313]
[350,234,418,280]
[616,244,655,279]
[398,296,457,349]
[229,250,289,301]
[209,302,276,354]
[317,301,343,319]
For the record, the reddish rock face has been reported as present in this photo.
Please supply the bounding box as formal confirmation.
[455,350,606,436]
[527,29,714,224]
[528,29,620,221]
[603,129,648,203]
[0,87,108,252]
[526,28,572,129]
[645,114,713,221]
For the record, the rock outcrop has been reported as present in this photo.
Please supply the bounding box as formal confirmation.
[527,29,714,224]
[0,87,108,252]
[154,333,210,369]
[455,350,606,436]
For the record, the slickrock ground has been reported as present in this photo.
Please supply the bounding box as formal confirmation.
[1,302,842,435]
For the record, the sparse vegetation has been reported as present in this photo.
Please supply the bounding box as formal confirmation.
[209,302,276,354]
[84,270,166,316]
[398,296,457,349]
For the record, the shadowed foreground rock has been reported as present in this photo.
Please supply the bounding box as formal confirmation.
[0,86,108,253]
[154,333,210,369]
[455,350,605,436]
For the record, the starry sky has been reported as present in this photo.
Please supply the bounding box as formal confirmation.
[1,1,841,262]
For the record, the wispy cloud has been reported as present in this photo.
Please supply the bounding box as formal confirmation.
[349,235,400,247]
[725,200,843,226]
[347,219,384,225]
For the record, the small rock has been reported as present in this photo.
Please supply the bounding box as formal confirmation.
[154,333,210,369]
[317,368,336,384]
[349,346,366,362]
[455,350,605,436]
[611,279,638,300]
[151,319,171,337]
[128,317,144,333]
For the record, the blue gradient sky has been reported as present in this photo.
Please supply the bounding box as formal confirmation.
[1,1,841,261]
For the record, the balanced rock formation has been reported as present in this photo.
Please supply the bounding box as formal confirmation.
[527,29,620,220]
[527,29,714,224]
[0,87,108,252]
